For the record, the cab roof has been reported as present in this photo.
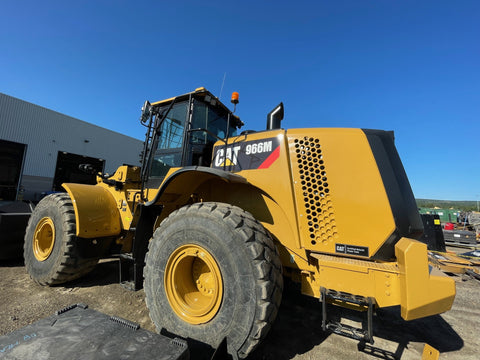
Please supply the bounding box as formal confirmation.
[151,87,226,112]
[151,87,243,127]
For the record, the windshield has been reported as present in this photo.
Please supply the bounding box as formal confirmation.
[191,101,237,144]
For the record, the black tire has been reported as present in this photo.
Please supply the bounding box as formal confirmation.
[144,202,283,359]
[24,193,98,285]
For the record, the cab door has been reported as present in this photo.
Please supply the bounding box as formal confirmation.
[146,101,189,187]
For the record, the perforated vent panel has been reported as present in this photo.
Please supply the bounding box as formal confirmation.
[291,136,338,248]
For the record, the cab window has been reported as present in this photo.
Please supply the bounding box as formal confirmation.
[191,102,237,144]
[150,102,188,178]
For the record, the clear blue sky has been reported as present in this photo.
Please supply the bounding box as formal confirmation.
[1,1,479,201]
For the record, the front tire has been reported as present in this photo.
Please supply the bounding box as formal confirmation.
[144,202,283,359]
[24,193,98,285]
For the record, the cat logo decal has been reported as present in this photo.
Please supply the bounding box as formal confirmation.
[213,137,281,172]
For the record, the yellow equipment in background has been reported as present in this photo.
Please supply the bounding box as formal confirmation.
[24,88,455,359]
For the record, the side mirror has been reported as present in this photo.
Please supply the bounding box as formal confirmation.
[140,100,152,123]
[266,102,284,130]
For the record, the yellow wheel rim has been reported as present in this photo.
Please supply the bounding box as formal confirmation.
[33,217,55,261]
[165,244,223,325]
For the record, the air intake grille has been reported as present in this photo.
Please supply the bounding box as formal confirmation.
[293,137,338,246]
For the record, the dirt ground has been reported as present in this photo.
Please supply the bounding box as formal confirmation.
[0,257,479,360]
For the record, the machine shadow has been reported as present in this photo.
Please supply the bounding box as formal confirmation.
[248,281,331,360]
[249,280,463,360]
[63,258,121,288]
[371,306,463,355]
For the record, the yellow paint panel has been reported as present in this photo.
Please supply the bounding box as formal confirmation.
[422,344,439,360]
[310,253,401,307]
[395,238,455,320]
[230,131,303,251]
[151,96,175,106]
[287,128,396,256]
[63,183,122,238]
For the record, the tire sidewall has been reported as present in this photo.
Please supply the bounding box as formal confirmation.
[24,196,69,283]
[145,211,257,352]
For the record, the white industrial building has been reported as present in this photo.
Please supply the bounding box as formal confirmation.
[0,93,143,201]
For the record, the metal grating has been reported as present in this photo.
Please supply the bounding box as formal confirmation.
[310,253,399,272]
[293,136,338,246]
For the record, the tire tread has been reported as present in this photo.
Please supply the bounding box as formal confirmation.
[24,193,97,285]
[144,202,283,359]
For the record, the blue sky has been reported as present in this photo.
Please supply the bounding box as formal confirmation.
[1,1,479,201]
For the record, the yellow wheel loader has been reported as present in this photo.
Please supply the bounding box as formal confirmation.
[24,87,455,358]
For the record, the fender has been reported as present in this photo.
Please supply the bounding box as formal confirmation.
[145,166,248,206]
[147,167,300,267]
[62,183,122,238]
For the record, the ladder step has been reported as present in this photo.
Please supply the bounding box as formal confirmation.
[118,253,134,260]
[321,287,375,344]
[324,289,370,307]
[325,321,369,342]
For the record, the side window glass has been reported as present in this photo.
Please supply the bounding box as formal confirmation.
[150,102,188,178]
[157,103,187,149]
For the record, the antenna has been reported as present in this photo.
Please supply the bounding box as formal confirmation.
[219,72,227,100]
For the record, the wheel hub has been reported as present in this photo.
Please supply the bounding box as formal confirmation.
[165,244,223,325]
[33,217,55,261]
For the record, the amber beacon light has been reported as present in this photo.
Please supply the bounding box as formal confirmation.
[231,92,239,104]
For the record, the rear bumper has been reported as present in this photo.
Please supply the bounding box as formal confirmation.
[395,238,455,320]
[308,237,455,321]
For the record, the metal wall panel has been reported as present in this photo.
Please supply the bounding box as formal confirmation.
[0,93,143,179]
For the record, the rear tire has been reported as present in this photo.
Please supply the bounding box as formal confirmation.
[144,202,283,359]
[24,193,98,285]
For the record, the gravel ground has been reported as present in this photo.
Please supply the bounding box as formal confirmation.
[0,257,479,359]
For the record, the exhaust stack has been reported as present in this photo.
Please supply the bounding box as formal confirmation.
[266,103,284,130]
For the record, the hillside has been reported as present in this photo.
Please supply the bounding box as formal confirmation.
[416,199,478,212]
